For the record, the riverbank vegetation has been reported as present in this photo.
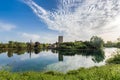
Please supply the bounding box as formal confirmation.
[0,41,50,49]
[0,36,104,50]
[58,36,104,50]
[104,37,120,48]
[0,64,120,80]
[1,36,120,50]
[106,50,120,64]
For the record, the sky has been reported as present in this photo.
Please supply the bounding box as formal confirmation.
[0,0,120,43]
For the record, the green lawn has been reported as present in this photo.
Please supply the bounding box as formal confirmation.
[0,64,120,80]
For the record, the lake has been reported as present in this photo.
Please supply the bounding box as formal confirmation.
[0,48,118,72]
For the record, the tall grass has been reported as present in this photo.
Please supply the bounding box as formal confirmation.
[0,65,120,80]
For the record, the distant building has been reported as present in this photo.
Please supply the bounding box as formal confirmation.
[58,36,63,43]
[48,36,63,49]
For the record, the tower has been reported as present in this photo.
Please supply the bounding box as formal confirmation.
[58,36,63,43]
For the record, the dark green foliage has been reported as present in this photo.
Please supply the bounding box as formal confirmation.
[59,41,91,49]
[58,36,104,50]
[104,41,117,47]
[90,36,104,49]
[117,42,120,48]
[104,40,120,48]
[0,41,50,50]
[44,71,63,76]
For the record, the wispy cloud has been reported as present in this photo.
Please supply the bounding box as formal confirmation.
[0,21,16,31]
[24,0,120,41]
[21,32,57,43]
[22,33,40,41]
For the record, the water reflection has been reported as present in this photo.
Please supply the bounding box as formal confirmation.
[52,49,105,63]
[0,48,105,63]
[0,48,111,72]
[0,49,43,58]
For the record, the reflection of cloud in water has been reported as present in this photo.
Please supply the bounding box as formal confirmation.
[45,55,105,72]
[104,48,118,60]
[0,48,118,72]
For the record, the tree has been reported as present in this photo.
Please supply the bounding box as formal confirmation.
[8,41,14,48]
[34,42,41,49]
[117,42,120,48]
[105,41,116,47]
[90,36,104,49]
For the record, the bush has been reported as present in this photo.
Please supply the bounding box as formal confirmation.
[106,54,120,64]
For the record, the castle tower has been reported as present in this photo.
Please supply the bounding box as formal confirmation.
[58,36,63,43]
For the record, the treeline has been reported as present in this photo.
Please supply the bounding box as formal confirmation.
[58,36,104,50]
[0,36,120,50]
[0,41,50,49]
[104,41,120,48]
[58,36,120,49]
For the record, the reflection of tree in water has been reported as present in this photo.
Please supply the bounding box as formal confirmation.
[91,49,105,63]
[0,48,7,54]
[7,49,26,57]
[0,48,105,63]
[34,49,42,54]
[15,49,26,55]
[59,53,64,61]
[54,49,105,63]
[51,49,58,53]
[0,48,43,58]
[7,49,14,57]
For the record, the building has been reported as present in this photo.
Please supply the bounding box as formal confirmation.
[48,36,63,49]
[58,36,63,43]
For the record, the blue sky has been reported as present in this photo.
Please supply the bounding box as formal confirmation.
[0,0,59,43]
[0,0,120,43]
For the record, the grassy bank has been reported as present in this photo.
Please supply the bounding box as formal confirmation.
[106,52,120,64]
[0,64,120,80]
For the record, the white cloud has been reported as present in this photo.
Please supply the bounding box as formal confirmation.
[21,32,57,43]
[22,33,40,41]
[24,0,48,17]
[99,15,120,42]
[24,0,120,41]
[0,22,16,31]
[45,55,104,72]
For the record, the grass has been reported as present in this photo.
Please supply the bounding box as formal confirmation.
[0,64,120,80]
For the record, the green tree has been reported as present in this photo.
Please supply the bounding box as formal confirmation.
[117,42,120,48]
[104,41,116,47]
[117,37,120,48]
[8,41,14,48]
[34,42,41,49]
[90,36,104,49]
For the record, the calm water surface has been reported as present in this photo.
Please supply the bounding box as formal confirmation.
[0,48,118,72]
